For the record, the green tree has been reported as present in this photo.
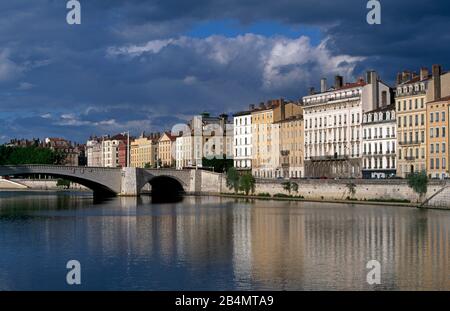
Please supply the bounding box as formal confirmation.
[144,162,152,169]
[281,181,299,195]
[407,171,428,203]
[226,167,240,193]
[202,156,233,172]
[0,146,62,165]
[346,182,357,199]
[239,173,256,195]
[56,179,71,189]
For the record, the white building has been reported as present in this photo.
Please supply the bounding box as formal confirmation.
[176,134,194,169]
[303,71,392,178]
[86,138,103,167]
[362,105,397,178]
[233,109,252,170]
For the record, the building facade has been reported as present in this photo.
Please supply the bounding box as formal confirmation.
[130,133,160,168]
[251,99,302,178]
[426,96,450,178]
[303,72,392,178]
[275,115,304,178]
[233,110,252,170]
[101,134,128,168]
[158,132,177,167]
[86,138,103,167]
[361,105,397,178]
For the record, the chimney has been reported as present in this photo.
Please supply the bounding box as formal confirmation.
[259,102,265,109]
[411,72,419,80]
[320,78,327,93]
[402,71,411,83]
[309,87,315,95]
[396,72,403,85]
[334,75,343,89]
[249,104,255,111]
[366,71,379,108]
[420,67,429,81]
[281,100,286,121]
[432,64,442,101]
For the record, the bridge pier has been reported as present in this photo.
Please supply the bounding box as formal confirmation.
[119,168,139,196]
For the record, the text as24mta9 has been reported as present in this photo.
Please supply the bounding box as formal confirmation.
[175,295,274,308]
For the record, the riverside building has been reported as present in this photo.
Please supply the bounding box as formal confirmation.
[303,72,392,178]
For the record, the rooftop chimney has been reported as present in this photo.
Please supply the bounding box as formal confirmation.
[280,100,286,121]
[334,75,343,89]
[320,78,327,93]
[396,72,403,85]
[432,64,442,101]
[259,102,265,109]
[402,71,411,83]
[309,87,315,95]
[420,67,429,81]
[249,104,255,111]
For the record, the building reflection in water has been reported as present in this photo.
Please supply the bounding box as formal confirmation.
[0,192,448,290]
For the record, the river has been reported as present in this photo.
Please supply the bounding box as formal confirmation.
[0,191,448,290]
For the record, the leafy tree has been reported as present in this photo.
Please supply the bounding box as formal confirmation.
[407,171,428,202]
[56,179,71,189]
[144,162,152,169]
[202,156,233,172]
[0,146,62,165]
[346,182,357,199]
[239,173,255,195]
[226,167,240,193]
[282,181,299,195]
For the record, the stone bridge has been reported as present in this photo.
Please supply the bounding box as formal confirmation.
[0,165,222,197]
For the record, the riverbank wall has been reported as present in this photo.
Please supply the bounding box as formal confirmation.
[198,171,450,209]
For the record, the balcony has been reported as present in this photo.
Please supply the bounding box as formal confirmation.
[405,156,416,161]
[399,140,421,146]
[309,155,349,161]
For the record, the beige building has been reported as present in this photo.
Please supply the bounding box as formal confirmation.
[396,64,450,177]
[275,114,304,178]
[158,132,177,167]
[426,96,450,178]
[251,99,302,178]
[130,133,160,168]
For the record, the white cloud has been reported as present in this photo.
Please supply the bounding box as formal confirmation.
[0,49,23,82]
[17,82,35,90]
[106,34,365,92]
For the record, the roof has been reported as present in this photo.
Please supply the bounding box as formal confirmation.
[159,132,177,142]
[274,115,304,124]
[427,95,450,104]
[364,103,396,114]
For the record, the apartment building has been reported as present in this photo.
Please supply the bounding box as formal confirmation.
[101,134,128,168]
[361,104,397,178]
[175,113,233,169]
[275,114,304,178]
[233,109,252,170]
[158,132,177,167]
[251,99,302,178]
[130,133,160,168]
[396,64,450,177]
[303,72,392,178]
[86,138,103,167]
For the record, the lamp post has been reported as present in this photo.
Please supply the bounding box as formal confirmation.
[122,131,130,167]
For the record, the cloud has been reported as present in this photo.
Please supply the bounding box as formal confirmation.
[0,49,23,82]
[17,82,34,90]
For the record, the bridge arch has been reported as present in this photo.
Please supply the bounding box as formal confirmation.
[140,174,186,203]
[0,165,121,196]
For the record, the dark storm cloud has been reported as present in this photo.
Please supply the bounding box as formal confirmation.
[0,0,448,142]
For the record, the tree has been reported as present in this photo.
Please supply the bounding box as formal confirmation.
[282,181,299,195]
[407,171,428,203]
[144,162,152,169]
[56,179,71,189]
[0,146,62,165]
[239,173,255,195]
[202,156,233,172]
[226,167,240,193]
[346,182,357,199]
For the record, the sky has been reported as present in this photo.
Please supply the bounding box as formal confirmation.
[0,0,449,143]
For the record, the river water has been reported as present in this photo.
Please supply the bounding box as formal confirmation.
[0,191,448,290]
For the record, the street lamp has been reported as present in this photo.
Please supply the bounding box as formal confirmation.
[122,131,130,167]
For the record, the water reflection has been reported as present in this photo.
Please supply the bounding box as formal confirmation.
[0,192,448,290]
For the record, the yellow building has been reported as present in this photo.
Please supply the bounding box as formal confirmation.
[158,132,177,167]
[130,134,159,168]
[396,65,450,177]
[251,99,302,178]
[275,115,304,178]
[426,96,450,178]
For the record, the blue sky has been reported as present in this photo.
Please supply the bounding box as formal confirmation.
[0,0,449,143]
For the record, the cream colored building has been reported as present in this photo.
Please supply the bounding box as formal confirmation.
[396,64,450,177]
[158,132,177,167]
[130,133,159,168]
[251,99,302,178]
[275,115,304,178]
[303,72,391,178]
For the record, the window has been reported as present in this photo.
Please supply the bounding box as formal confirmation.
[442,111,446,122]
[430,144,434,154]
[430,112,434,123]
[430,158,434,169]
[443,143,446,153]
[436,112,439,122]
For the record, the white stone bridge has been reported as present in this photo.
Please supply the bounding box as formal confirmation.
[0,165,214,198]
